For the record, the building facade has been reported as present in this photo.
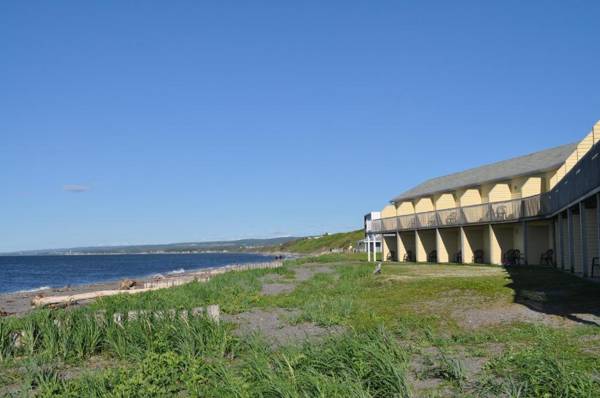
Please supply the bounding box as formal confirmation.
[365,120,600,279]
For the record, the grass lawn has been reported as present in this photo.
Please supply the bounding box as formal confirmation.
[1,254,600,397]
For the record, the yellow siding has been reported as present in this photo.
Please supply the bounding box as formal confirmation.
[594,121,600,144]
[510,177,525,199]
[565,150,578,174]
[488,225,501,265]
[414,197,434,213]
[577,131,594,160]
[488,183,512,202]
[458,188,481,207]
[396,201,414,216]
[546,169,560,190]
[521,177,542,198]
[381,204,396,218]
[415,230,426,262]
[434,193,456,210]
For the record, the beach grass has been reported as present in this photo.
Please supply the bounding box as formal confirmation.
[1,254,600,396]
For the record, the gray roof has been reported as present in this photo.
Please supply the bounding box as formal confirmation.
[392,143,577,203]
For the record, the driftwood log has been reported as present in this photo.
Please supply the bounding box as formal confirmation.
[31,260,283,308]
[31,287,161,307]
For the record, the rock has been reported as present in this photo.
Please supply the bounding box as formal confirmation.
[119,279,137,290]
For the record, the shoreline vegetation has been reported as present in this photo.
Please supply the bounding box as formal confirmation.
[0,253,599,396]
[0,253,599,397]
[0,230,363,314]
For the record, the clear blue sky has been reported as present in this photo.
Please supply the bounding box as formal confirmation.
[1,1,599,252]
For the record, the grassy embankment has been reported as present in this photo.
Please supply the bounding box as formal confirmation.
[1,253,600,397]
[266,230,364,254]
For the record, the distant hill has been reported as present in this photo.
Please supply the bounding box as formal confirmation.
[2,237,302,256]
[264,230,364,254]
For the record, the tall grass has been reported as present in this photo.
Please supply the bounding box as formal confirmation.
[24,326,410,397]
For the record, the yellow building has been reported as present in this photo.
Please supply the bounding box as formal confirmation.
[366,120,600,279]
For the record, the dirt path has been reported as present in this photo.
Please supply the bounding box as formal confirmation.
[223,308,343,347]
[260,264,335,296]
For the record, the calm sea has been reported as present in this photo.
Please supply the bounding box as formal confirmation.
[0,253,275,294]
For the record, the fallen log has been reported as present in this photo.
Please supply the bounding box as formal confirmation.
[31,260,283,308]
[32,287,161,307]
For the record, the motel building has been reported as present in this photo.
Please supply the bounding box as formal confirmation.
[365,120,600,280]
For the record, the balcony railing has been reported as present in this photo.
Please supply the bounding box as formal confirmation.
[369,196,540,233]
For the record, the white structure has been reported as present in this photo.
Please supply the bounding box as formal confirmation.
[364,212,382,261]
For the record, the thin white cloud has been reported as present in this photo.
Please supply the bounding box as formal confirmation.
[63,184,90,193]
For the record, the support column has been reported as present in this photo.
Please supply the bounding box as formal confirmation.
[372,238,377,262]
[552,218,557,267]
[568,207,575,273]
[558,213,565,270]
[396,231,405,262]
[415,230,426,262]
[460,227,470,264]
[522,220,528,265]
[381,234,388,262]
[488,224,501,265]
[436,228,449,263]
[579,201,589,277]
[367,235,371,262]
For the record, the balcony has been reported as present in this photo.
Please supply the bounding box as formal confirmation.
[368,195,546,233]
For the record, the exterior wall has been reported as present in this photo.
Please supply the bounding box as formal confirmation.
[458,188,482,207]
[513,223,524,253]
[487,225,499,264]
[437,228,459,263]
[434,193,456,210]
[381,204,396,218]
[462,226,484,263]
[577,131,594,161]
[586,206,598,269]
[396,201,415,216]
[573,213,583,273]
[565,151,579,175]
[486,183,512,203]
[416,229,436,262]
[527,224,551,265]
[546,170,559,191]
[399,231,416,261]
[561,214,569,269]
[520,177,543,198]
[383,235,398,261]
[414,197,434,213]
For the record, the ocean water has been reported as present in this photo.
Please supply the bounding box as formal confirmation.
[0,253,275,294]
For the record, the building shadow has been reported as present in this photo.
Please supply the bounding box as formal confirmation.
[503,265,600,327]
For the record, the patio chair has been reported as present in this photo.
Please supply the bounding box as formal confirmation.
[495,205,507,221]
[427,250,437,263]
[473,249,484,264]
[454,250,462,263]
[592,257,600,278]
[540,249,554,266]
[502,249,514,265]
[513,249,525,265]
[445,212,457,225]
[428,215,437,227]
[387,250,396,261]
[404,250,414,262]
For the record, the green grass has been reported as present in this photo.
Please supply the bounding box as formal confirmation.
[269,230,364,254]
[1,254,600,397]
